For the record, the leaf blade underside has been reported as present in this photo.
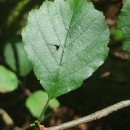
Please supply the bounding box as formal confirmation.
[22,0,109,99]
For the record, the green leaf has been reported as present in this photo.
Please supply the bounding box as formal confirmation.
[26,90,60,118]
[4,42,32,76]
[0,65,19,93]
[4,43,16,71]
[22,0,109,99]
[117,0,130,52]
[111,28,123,41]
[49,98,60,109]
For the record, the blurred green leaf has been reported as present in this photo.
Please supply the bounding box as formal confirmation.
[111,28,123,41]
[4,42,32,76]
[117,0,130,52]
[0,65,19,93]
[22,0,109,99]
[26,90,60,118]
[49,98,60,110]
[4,43,16,71]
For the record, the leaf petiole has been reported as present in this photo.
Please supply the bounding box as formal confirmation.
[38,97,50,122]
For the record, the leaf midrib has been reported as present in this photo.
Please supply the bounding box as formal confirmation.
[61,13,101,65]
[49,0,81,98]
[59,0,81,65]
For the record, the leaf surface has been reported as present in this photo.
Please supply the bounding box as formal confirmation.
[22,0,109,99]
[117,0,130,52]
[0,65,18,93]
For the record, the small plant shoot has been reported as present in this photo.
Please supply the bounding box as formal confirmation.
[26,90,59,118]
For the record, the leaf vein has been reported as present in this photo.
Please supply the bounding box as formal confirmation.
[59,28,108,80]
[33,14,59,65]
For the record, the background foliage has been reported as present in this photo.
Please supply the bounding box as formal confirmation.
[0,0,130,130]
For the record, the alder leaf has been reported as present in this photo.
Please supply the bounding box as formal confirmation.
[22,0,109,99]
[117,0,130,52]
[0,65,19,93]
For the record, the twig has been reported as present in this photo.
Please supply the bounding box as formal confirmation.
[39,100,130,130]
[0,108,14,126]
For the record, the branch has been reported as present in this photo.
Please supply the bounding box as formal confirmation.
[39,100,130,130]
[0,108,14,126]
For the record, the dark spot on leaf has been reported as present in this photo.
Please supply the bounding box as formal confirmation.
[54,45,60,50]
